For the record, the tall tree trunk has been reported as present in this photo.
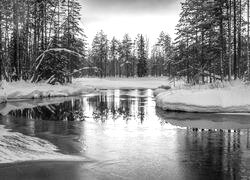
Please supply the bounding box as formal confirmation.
[201,29,205,83]
[0,10,2,80]
[237,0,241,78]
[219,1,224,81]
[33,1,38,64]
[248,0,250,80]
[13,0,20,80]
[4,12,10,80]
[233,0,237,79]
[26,0,30,78]
[44,1,47,48]
[186,34,189,83]
[209,29,212,83]
[228,0,232,81]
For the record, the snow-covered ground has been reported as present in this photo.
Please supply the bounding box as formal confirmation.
[156,80,250,113]
[0,77,182,104]
[0,80,95,103]
[73,77,180,89]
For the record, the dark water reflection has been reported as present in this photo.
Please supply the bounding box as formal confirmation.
[0,89,250,180]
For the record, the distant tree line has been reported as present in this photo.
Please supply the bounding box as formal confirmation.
[0,0,173,82]
[87,31,173,78]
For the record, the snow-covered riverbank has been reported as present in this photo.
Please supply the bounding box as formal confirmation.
[0,80,95,103]
[155,81,250,113]
[0,77,176,103]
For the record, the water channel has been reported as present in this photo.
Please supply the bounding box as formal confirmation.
[0,89,250,180]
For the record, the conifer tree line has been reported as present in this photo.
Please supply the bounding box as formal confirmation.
[174,0,250,83]
[88,31,173,78]
[0,0,86,83]
[0,0,173,82]
[2,0,249,83]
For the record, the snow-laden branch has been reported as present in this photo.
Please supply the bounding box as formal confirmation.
[35,48,84,71]
[30,48,84,83]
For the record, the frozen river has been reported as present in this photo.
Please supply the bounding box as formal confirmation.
[0,89,250,180]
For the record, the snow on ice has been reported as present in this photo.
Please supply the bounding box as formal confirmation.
[0,125,84,164]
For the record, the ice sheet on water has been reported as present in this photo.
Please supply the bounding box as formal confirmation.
[0,97,77,116]
[0,125,83,164]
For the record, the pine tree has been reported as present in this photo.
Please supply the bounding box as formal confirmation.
[173,0,247,83]
[121,34,133,77]
[248,0,250,80]
[91,30,109,77]
[158,32,173,76]
[136,34,147,77]
[0,2,3,80]
[109,37,120,77]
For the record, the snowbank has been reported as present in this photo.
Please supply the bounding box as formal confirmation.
[74,77,182,89]
[156,81,250,113]
[153,88,168,96]
[0,80,95,103]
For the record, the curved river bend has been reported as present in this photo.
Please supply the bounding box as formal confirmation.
[0,89,250,180]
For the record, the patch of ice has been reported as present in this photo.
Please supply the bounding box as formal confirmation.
[0,125,84,164]
[0,97,76,116]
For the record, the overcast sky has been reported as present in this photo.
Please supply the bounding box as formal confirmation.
[79,0,182,46]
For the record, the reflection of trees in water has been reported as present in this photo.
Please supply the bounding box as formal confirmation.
[92,95,109,122]
[182,129,249,179]
[7,90,150,124]
[9,99,85,121]
[138,97,145,124]
[3,90,250,178]
[156,108,250,179]
[90,95,131,122]
[88,92,147,123]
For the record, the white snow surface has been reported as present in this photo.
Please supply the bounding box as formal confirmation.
[0,80,95,103]
[73,77,181,89]
[0,77,183,103]
[156,80,250,113]
[0,125,84,164]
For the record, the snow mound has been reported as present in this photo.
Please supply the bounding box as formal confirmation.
[156,81,250,113]
[0,125,84,164]
[153,88,168,96]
